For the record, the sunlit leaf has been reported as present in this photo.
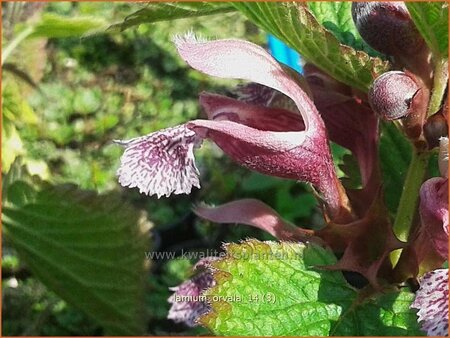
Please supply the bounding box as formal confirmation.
[307,2,381,57]
[332,290,424,336]
[406,2,448,58]
[232,2,389,92]
[201,240,422,336]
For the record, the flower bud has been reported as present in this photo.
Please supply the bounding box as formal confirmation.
[368,71,420,120]
[352,2,425,57]
[424,113,448,149]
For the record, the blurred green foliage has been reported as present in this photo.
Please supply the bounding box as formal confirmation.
[3,164,150,335]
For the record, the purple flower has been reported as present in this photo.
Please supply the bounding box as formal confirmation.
[194,198,314,242]
[115,35,351,221]
[415,137,449,262]
[115,125,201,198]
[411,269,449,336]
[410,137,449,336]
[419,177,448,260]
[235,64,381,216]
[167,270,215,327]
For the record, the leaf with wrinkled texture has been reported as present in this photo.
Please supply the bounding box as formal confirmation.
[232,2,389,92]
[406,2,448,58]
[200,240,422,336]
[108,2,236,32]
[307,2,382,57]
[2,166,149,335]
[332,290,424,336]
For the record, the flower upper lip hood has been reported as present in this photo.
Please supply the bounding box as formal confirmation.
[115,34,352,222]
[234,64,382,217]
[173,35,324,133]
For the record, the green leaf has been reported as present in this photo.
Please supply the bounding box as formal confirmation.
[200,240,350,336]
[331,142,352,179]
[332,289,424,336]
[108,2,236,32]
[307,2,382,57]
[2,168,149,335]
[232,2,389,92]
[406,2,448,58]
[339,153,363,190]
[29,13,107,38]
[379,122,412,215]
[200,240,422,336]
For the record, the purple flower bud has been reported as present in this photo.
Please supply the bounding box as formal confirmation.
[368,71,420,120]
[352,2,424,57]
[424,113,448,149]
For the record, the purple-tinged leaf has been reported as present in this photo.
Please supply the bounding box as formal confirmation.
[411,269,449,336]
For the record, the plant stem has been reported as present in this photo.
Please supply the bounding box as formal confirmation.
[390,149,430,265]
[2,26,34,66]
[427,58,448,117]
[391,56,448,266]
